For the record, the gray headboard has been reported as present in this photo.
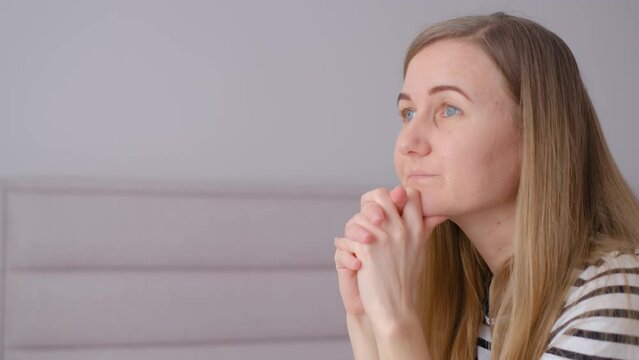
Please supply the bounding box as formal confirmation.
[0,178,360,359]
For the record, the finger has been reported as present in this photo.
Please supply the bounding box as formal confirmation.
[401,188,448,236]
[361,188,402,225]
[390,185,408,214]
[334,236,364,255]
[336,264,363,314]
[401,187,424,228]
[344,222,375,243]
[344,215,375,237]
[348,213,388,241]
[334,249,361,270]
[361,201,385,226]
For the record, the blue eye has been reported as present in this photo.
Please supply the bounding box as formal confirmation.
[400,109,416,122]
[442,104,462,117]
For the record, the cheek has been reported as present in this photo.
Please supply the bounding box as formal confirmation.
[463,142,521,201]
[442,136,518,201]
[393,149,403,179]
[441,141,481,187]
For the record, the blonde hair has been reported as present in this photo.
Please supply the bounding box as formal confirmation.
[406,12,639,359]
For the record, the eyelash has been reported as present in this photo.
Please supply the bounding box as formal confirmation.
[399,103,463,123]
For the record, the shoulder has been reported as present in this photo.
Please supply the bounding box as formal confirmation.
[543,250,639,359]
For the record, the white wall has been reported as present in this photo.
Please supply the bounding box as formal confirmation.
[1,0,638,191]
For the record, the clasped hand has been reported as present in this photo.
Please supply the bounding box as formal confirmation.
[334,186,448,331]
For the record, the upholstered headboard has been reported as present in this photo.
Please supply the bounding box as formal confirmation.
[0,178,361,359]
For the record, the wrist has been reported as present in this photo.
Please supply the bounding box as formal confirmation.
[347,313,374,332]
[371,308,422,340]
[374,311,430,360]
[346,313,380,360]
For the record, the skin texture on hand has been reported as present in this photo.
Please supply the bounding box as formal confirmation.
[335,187,405,314]
[334,186,447,332]
[334,186,407,315]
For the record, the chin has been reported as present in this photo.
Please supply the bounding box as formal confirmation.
[403,182,451,217]
[419,199,448,217]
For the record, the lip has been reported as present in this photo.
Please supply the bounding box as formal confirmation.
[407,172,438,182]
[408,171,437,178]
[408,175,438,180]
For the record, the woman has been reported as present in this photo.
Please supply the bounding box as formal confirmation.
[333,12,639,359]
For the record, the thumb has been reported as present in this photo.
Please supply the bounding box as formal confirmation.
[390,186,408,214]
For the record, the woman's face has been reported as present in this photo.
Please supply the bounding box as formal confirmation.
[394,39,522,219]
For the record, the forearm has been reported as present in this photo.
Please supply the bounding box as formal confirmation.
[346,314,380,360]
[374,314,431,360]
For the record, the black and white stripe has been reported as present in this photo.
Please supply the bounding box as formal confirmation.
[477,251,639,359]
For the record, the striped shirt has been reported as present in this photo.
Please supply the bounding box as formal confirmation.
[477,251,639,359]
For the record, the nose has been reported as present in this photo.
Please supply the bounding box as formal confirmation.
[395,119,432,157]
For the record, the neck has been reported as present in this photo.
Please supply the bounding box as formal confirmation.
[450,200,517,274]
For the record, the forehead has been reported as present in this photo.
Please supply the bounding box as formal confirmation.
[402,39,510,103]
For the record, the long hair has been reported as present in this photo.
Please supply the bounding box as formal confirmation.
[406,12,639,359]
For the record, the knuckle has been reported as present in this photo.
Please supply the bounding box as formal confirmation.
[364,206,384,224]
[362,201,382,214]
[344,218,354,233]
[373,189,392,207]
[353,213,365,223]
[347,214,362,229]
[372,187,389,199]
[361,187,385,204]
[335,250,347,264]
[344,224,357,238]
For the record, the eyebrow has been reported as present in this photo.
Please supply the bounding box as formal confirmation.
[396,85,473,105]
